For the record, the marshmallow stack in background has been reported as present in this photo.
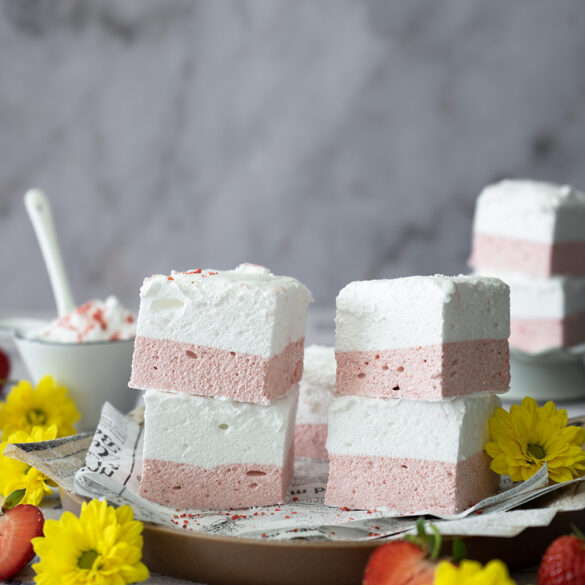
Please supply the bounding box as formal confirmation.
[294,345,336,460]
[325,275,510,515]
[129,264,313,510]
[470,179,585,353]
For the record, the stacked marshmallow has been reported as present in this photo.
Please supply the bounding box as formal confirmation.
[129,264,312,510]
[325,275,509,515]
[470,179,585,353]
[294,345,336,460]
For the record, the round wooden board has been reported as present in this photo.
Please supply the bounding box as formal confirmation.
[60,489,585,585]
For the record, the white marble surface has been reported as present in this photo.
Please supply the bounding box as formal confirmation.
[1,0,585,316]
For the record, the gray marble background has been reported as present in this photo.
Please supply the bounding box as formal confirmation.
[1,0,585,313]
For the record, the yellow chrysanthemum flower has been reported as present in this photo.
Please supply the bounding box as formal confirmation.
[0,375,80,439]
[32,499,150,585]
[433,559,516,584]
[0,425,58,506]
[485,397,585,483]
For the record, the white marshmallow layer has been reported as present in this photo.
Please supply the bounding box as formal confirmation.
[335,275,509,352]
[327,394,500,463]
[475,270,585,319]
[473,179,585,243]
[136,263,312,358]
[143,387,298,468]
[296,345,336,425]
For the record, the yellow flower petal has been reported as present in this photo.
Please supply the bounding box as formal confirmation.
[485,397,585,484]
[0,425,58,506]
[433,559,516,585]
[0,376,80,439]
[33,499,149,585]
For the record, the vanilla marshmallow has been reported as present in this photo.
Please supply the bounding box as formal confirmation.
[335,275,509,352]
[136,263,312,358]
[473,179,585,243]
[296,345,336,425]
[327,393,500,462]
[142,386,298,469]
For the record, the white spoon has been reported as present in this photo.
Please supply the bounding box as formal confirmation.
[24,189,75,317]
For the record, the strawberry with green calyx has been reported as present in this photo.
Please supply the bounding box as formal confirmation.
[363,518,466,585]
[538,525,585,585]
[0,504,44,579]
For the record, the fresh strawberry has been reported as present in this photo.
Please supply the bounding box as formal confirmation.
[538,529,585,585]
[362,518,456,585]
[0,505,44,579]
[363,540,437,585]
[0,346,10,393]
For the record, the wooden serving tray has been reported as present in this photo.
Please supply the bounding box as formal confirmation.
[60,489,585,585]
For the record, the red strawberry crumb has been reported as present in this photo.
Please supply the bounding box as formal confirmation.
[93,309,107,330]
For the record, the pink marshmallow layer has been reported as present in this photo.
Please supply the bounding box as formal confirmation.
[510,312,585,353]
[140,447,294,510]
[294,424,329,460]
[336,339,509,400]
[470,232,585,277]
[130,336,304,404]
[325,451,498,514]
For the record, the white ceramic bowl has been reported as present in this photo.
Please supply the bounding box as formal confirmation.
[14,333,138,432]
[507,345,585,402]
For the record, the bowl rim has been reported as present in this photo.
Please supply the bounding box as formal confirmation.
[14,331,136,347]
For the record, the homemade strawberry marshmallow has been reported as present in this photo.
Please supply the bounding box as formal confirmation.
[294,345,336,460]
[470,180,585,277]
[478,270,585,353]
[335,275,510,400]
[129,264,312,404]
[139,387,298,510]
[325,394,500,514]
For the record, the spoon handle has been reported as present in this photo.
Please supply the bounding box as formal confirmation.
[24,189,76,317]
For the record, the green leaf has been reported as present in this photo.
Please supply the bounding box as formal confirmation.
[451,537,467,564]
[428,523,442,560]
[404,518,442,560]
[2,489,26,511]
[416,516,426,540]
[571,524,585,541]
